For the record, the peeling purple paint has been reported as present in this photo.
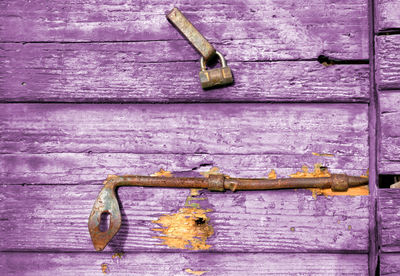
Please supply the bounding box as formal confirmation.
[0,0,399,274]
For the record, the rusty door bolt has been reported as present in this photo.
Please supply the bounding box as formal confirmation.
[88,173,368,251]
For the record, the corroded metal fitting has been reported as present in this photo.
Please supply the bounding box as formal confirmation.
[167,7,216,61]
[89,173,368,251]
[331,174,349,191]
[208,174,225,192]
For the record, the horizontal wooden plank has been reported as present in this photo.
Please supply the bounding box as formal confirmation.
[0,0,369,60]
[381,253,400,276]
[0,43,370,102]
[378,189,400,252]
[0,252,368,275]
[376,0,400,31]
[0,184,370,252]
[0,153,368,185]
[376,35,400,90]
[0,103,369,184]
[0,103,369,154]
[379,91,400,173]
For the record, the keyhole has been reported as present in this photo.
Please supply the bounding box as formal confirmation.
[99,211,110,232]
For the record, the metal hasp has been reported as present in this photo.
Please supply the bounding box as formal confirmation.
[88,173,368,251]
[199,51,233,89]
[167,7,216,61]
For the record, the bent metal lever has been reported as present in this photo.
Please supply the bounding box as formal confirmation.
[88,174,368,251]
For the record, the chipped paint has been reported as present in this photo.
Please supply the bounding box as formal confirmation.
[290,164,369,198]
[312,152,334,157]
[290,164,330,178]
[200,166,226,178]
[152,207,214,250]
[185,189,206,209]
[185,268,208,275]
[111,252,124,259]
[151,168,173,177]
[101,263,109,274]
[148,170,214,250]
[268,169,277,179]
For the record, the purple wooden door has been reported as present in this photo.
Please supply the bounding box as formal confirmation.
[0,0,398,275]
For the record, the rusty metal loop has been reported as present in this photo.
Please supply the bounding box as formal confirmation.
[200,51,227,71]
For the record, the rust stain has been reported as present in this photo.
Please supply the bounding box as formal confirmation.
[185,268,208,275]
[290,164,369,198]
[151,168,173,177]
[152,207,214,250]
[268,169,277,179]
[101,263,109,274]
[312,152,334,157]
[103,174,118,185]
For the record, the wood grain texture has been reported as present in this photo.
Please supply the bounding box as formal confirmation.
[0,103,369,154]
[381,253,400,276]
[375,0,400,31]
[0,43,370,102]
[376,35,400,90]
[0,252,369,276]
[0,103,369,184]
[0,184,370,252]
[0,0,368,60]
[379,91,400,173]
[378,189,400,252]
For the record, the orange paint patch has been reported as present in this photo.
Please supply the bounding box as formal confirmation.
[185,189,206,209]
[199,166,229,178]
[268,169,277,179]
[151,168,173,177]
[290,164,369,198]
[185,268,208,275]
[101,263,109,274]
[111,252,124,259]
[152,207,214,250]
[312,152,334,157]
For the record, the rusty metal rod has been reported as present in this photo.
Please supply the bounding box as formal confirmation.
[167,7,216,61]
[88,174,368,251]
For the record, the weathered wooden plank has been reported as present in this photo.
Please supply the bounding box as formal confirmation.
[0,184,370,252]
[378,189,400,252]
[381,253,400,276]
[0,103,369,154]
[0,252,369,275]
[379,91,400,173]
[376,0,400,31]
[0,153,368,185]
[0,0,369,60]
[0,43,370,102]
[376,35,400,90]
[0,103,369,184]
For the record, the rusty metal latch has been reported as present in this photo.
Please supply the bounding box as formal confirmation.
[167,7,216,62]
[88,174,368,251]
[166,7,234,89]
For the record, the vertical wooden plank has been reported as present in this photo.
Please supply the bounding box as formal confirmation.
[368,0,378,274]
[375,0,400,32]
